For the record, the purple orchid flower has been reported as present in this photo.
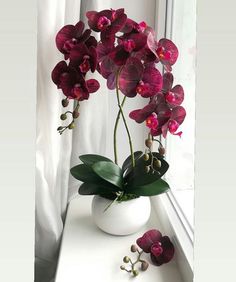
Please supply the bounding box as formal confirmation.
[86,8,127,45]
[69,43,97,73]
[55,21,97,60]
[51,61,100,100]
[129,72,186,138]
[147,34,178,71]
[118,57,163,97]
[136,229,175,266]
[109,32,147,66]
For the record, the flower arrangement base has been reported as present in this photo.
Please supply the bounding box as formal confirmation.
[91,195,151,236]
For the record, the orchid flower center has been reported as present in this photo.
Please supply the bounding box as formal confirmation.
[73,83,84,99]
[165,91,176,104]
[63,38,77,53]
[79,55,90,73]
[137,21,147,32]
[123,39,136,52]
[157,46,171,60]
[136,81,150,96]
[97,16,111,30]
[146,113,158,130]
[168,119,179,134]
[151,242,163,257]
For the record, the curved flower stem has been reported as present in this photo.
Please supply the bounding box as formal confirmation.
[114,71,135,167]
[113,96,126,165]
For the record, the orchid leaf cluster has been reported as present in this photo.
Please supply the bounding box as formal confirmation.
[120,229,175,277]
[70,151,169,200]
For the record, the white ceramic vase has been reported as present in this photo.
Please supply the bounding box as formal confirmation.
[91,195,151,236]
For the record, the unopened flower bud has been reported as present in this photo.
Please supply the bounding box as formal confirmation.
[57,126,64,131]
[132,270,139,277]
[62,98,69,107]
[72,111,80,119]
[143,153,149,161]
[145,139,153,149]
[154,159,161,169]
[68,122,75,129]
[120,265,126,270]
[60,113,67,120]
[123,256,130,263]
[145,166,150,173]
[141,261,149,271]
[158,146,165,155]
[131,244,138,252]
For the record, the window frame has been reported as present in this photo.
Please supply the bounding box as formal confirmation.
[151,0,195,280]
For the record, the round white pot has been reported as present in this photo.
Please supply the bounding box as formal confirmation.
[91,195,151,236]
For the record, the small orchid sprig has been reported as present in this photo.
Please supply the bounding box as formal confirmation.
[120,245,149,277]
[120,229,175,277]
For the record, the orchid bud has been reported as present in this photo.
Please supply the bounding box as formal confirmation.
[143,153,149,161]
[68,122,75,129]
[57,126,64,131]
[62,98,69,107]
[131,244,138,252]
[120,265,126,270]
[145,139,153,149]
[141,261,149,271]
[154,159,161,169]
[158,146,165,155]
[72,111,80,119]
[145,166,150,173]
[132,270,139,277]
[123,256,130,263]
[60,113,67,120]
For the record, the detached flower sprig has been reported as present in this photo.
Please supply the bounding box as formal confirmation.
[120,229,175,277]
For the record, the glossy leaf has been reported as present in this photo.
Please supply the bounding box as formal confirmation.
[70,164,102,183]
[79,154,112,167]
[92,161,123,188]
[122,151,143,173]
[126,179,169,196]
[79,182,117,196]
[126,152,169,187]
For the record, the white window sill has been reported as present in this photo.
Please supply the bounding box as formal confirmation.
[55,196,185,282]
[151,192,194,282]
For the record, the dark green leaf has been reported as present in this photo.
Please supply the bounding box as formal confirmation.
[92,161,123,188]
[70,164,103,183]
[79,182,117,196]
[126,152,169,187]
[122,151,143,173]
[79,154,112,167]
[126,179,170,196]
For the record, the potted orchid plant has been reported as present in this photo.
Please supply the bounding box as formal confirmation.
[51,8,186,235]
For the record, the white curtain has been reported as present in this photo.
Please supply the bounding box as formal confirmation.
[36,1,155,281]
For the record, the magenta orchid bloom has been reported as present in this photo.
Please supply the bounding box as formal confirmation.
[69,43,97,73]
[55,21,97,60]
[136,229,175,266]
[129,82,186,138]
[51,61,99,100]
[86,9,127,45]
[118,57,162,98]
[109,32,147,66]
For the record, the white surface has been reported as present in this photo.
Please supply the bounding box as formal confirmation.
[92,195,151,235]
[55,196,184,282]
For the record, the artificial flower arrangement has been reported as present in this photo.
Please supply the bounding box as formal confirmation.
[120,229,174,277]
[51,8,186,203]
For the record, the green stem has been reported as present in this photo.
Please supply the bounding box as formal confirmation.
[114,71,135,167]
[113,96,126,165]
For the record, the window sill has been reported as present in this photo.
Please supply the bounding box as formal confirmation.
[55,196,185,282]
[151,192,194,282]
